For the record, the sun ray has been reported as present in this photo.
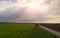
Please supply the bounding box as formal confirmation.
[17,0,51,13]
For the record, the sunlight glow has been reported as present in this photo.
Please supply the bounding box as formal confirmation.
[27,2,40,9]
[0,7,6,12]
[17,0,50,13]
[17,0,44,9]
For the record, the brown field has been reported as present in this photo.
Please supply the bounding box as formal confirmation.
[39,23,60,32]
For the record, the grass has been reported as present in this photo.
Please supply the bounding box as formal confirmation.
[0,23,59,38]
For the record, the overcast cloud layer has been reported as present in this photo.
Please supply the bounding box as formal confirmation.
[0,0,60,23]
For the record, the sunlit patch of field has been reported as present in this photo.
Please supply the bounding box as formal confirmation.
[0,23,59,38]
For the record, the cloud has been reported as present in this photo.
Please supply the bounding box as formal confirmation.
[0,0,17,3]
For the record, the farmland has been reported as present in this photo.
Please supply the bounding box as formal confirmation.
[0,23,59,38]
[40,23,60,32]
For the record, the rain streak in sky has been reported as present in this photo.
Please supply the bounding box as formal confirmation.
[0,0,60,23]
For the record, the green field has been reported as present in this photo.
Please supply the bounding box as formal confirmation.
[0,23,59,38]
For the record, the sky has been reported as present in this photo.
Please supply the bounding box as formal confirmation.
[0,0,60,23]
